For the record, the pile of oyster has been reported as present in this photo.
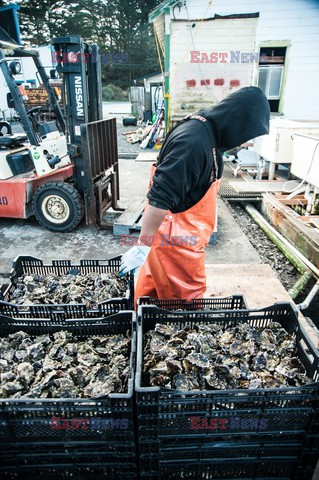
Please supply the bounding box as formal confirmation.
[8,272,128,308]
[143,321,311,390]
[0,330,130,398]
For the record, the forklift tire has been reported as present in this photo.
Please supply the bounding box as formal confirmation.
[32,182,84,232]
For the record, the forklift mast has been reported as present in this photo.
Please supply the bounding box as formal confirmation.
[51,36,121,227]
[51,36,103,195]
[0,18,120,229]
[0,40,65,146]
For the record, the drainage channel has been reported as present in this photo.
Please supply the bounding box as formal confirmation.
[224,199,319,326]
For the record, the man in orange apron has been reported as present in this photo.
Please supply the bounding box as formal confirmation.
[120,87,270,303]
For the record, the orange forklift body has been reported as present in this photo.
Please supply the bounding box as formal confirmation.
[0,165,74,219]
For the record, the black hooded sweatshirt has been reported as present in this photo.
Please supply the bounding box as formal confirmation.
[147,86,270,213]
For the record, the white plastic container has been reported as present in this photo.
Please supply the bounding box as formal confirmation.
[291,134,319,189]
[254,118,319,165]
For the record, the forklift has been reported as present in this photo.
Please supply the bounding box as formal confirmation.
[0,8,120,232]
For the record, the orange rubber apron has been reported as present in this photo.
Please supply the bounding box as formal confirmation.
[134,164,221,304]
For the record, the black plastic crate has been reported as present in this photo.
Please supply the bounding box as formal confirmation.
[137,295,247,310]
[0,469,134,480]
[138,434,319,479]
[0,442,137,479]
[140,431,319,457]
[0,311,136,448]
[148,458,316,480]
[0,255,134,319]
[155,433,319,472]
[136,303,319,478]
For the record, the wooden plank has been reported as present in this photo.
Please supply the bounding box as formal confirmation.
[279,198,308,206]
[113,199,145,236]
[275,194,309,206]
[135,152,158,162]
[262,194,319,269]
[114,199,145,226]
[299,216,319,222]
[229,181,287,193]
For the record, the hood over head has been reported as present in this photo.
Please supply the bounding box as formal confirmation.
[197,86,270,151]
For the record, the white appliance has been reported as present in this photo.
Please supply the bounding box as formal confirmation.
[254,118,319,165]
[291,134,319,189]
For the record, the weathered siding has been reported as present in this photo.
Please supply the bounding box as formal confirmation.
[168,0,319,122]
[154,15,165,51]
[169,17,258,123]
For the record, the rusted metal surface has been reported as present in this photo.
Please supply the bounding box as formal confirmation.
[80,117,120,227]
[261,193,319,269]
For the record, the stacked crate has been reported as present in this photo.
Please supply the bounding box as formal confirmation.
[24,86,62,108]
[135,302,319,480]
[0,256,137,479]
[0,255,134,319]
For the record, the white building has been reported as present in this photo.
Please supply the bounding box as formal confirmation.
[149,0,319,126]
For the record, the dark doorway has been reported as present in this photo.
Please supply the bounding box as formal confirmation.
[258,47,286,112]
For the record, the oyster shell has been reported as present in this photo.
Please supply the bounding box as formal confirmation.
[8,271,128,309]
[143,321,311,391]
[0,330,130,399]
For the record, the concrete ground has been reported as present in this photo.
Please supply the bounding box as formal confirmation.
[103,101,131,116]
[0,157,261,276]
[1,107,260,277]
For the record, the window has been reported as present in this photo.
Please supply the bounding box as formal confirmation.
[258,65,284,100]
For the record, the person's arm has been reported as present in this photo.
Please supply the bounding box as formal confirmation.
[119,205,167,276]
[120,128,203,276]
[138,205,168,246]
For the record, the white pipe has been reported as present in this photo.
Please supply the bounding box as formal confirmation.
[286,186,307,200]
[298,279,319,310]
[283,179,305,194]
[304,184,314,214]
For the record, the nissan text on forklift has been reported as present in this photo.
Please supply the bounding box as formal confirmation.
[0,13,121,232]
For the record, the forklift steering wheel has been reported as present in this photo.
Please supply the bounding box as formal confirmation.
[27,106,43,117]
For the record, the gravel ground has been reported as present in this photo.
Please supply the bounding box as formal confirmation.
[116,118,147,156]
[225,201,299,292]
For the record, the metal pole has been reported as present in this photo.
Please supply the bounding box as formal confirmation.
[0,52,39,145]
[34,56,65,133]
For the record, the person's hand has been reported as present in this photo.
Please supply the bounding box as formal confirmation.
[119,245,151,276]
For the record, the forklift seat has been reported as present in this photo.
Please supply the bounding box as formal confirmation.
[0,134,28,148]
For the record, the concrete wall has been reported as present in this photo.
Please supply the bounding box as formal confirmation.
[167,0,319,122]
